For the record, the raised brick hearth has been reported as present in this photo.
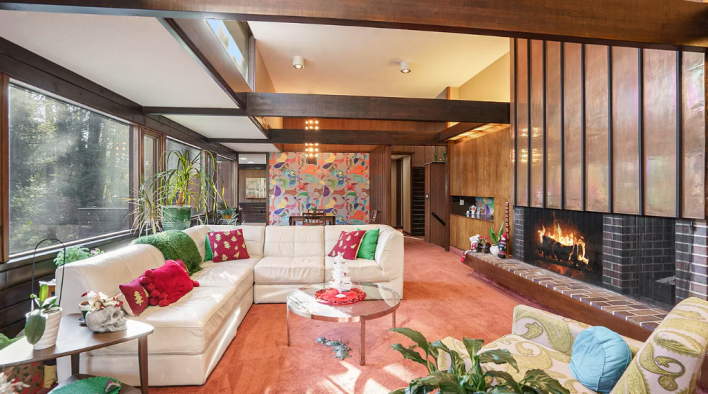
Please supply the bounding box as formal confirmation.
[468,252,669,330]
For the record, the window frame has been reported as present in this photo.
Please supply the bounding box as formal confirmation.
[5,80,138,260]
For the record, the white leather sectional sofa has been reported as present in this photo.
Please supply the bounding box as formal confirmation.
[56,224,404,386]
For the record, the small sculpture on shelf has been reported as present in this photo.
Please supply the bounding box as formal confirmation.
[469,205,476,218]
[483,241,492,254]
[498,233,508,259]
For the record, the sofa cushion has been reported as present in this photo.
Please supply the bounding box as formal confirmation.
[328,230,366,260]
[254,257,324,285]
[209,225,266,257]
[264,226,324,258]
[325,256,386,283]
[207,229,250,262]
[90,277,251,356]
[357,228,379,260]
[192,260,256,287]
[133,230,202,274]
[438,334,597,394]
[570,327,631,393]
[183,225,211,262]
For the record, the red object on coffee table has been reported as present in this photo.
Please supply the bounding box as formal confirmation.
[314,288,367,305]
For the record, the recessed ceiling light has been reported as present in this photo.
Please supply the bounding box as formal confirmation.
[400,60,411,74]
[293,56,305,69]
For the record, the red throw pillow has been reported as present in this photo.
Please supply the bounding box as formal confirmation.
[118,277,150,316]
[208,229,250,262]
[328,230,366,260]
[139,260,200,307]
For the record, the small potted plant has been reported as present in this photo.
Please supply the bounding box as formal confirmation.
[25,283,62,350]
[489,220,505,257]
[216,201,235,220]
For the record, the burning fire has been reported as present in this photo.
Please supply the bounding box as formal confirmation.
[538,222,589,265]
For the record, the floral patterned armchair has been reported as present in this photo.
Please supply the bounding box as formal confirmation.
[438,297,708,393]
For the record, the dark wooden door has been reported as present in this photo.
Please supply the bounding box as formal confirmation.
[425,162,448,249]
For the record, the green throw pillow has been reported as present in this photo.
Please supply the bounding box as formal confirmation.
[356,228,379,260]
[204,236,213,262]
[134,230,202,275]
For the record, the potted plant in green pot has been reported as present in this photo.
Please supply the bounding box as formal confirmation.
[25,283,62,350]
[217,201,235,221]
[149,149,224,231]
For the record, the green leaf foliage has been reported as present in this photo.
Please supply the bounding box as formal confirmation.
[389,328,567,394]
[520,369,570,394]
[25,310,47,345]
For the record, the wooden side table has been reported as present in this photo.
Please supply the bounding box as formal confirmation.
[0,314,153,393]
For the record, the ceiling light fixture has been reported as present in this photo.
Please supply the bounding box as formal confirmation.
[400,60,411,74]
[305,118,319,130]
[293,56,305,69]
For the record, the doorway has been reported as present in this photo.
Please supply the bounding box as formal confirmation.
[391,155,411,232]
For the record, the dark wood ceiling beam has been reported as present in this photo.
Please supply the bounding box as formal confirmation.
[438,122,486,141]
[209,129,445,146]
[1,0,708,49]
[145,94,510,123]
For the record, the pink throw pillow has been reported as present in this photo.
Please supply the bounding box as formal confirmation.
[328,230,366,260]
[208,230,250,262]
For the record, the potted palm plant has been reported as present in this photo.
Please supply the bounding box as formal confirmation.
[152,149,224,231]
[25,283,62,350]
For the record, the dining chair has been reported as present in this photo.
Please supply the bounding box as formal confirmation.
[302,211,326,226]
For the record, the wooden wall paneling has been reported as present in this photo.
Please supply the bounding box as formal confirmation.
[643,49,678,217]
[1,73,8,262]
[370,145,392,225]
[510,38,516,208]
[516,39,529,206]
[530,40,545,207]
[612,47,641,215]
[584,45,610,212]
[564,43,584,210]
[546,42,562,209]
[681,51,706,219]
[448,129,511,250]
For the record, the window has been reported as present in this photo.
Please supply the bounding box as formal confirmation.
[8,84,132,255]
[216,156,235,207]
[206,19,249,83]
[143,133,159,182]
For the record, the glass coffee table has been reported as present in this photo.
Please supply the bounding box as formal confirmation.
[286,282,401,365]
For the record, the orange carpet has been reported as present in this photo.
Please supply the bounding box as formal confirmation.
[151,237,537,394]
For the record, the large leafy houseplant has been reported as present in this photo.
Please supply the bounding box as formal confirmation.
[25,283,61,348]
[390,327,569,394]
[130,149,225,232]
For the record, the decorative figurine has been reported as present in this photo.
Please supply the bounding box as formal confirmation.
[469,234,480,252]
[82,291,127,333]
[470,205,477,218]
[483,242,492,254]
[330,254,352,295]
[476,236,486,253]
[498,233,508,259]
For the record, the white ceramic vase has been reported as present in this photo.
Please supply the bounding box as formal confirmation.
[30,308,62,350]
[490,245,500,257]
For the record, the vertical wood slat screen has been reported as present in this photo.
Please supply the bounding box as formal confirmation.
[511,39,705,219]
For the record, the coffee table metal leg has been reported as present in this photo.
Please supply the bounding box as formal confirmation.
[70,354,79,375]
[392,311,396,328]
[138,336,149,394]
[360,320,366,366]
[287,307,291,347]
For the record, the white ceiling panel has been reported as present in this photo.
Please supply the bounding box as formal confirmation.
[248,21,509,98]
[237,153,268,164]
[0,11,237,108]
[222,143,279,153]
[165,115,266,139]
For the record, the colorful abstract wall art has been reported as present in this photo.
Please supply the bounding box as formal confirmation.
[269,153,370,225]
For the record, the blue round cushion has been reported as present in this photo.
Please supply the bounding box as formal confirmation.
[569,326,632,393]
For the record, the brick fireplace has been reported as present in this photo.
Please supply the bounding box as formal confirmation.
[513,207,708,307]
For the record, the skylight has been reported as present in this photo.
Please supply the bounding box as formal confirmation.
[206,19,248,81]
